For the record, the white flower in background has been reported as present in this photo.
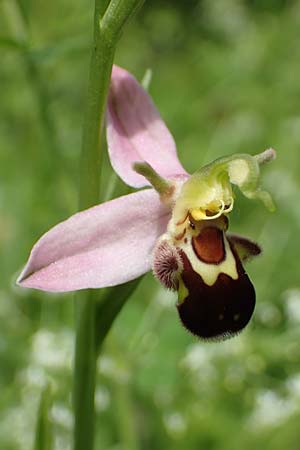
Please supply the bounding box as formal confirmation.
[249,389,297,429]
[31,329,73,370]
[284,289,300,324]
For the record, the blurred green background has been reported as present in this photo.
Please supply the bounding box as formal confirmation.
[1,0,300,449]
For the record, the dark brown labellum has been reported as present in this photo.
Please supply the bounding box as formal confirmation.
[177,241,255,340]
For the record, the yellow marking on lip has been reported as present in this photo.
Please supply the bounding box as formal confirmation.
[180,233,238,286]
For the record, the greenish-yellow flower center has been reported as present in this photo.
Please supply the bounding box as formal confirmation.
[170,150,276,229]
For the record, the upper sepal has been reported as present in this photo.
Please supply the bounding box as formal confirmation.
[106,65,188,188]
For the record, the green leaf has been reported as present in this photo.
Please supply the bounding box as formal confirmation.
[0,36,25,50]
[33,385,53,450]
[95,277,143,352]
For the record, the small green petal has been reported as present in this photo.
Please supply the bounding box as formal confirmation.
[243,188,276,212]
[177,277,189,304]
[133,161,175,203]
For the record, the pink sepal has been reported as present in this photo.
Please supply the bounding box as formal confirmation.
[18,190,171,292]
[107,65,188,188]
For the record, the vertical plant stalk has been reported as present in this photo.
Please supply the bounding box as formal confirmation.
[73,1,145,450]
[33,385,53,450]
[73,6,114,450]
[115,378,139,450]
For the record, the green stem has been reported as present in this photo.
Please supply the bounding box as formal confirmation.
[101,0,145,43]
[73,291,98,450]
[73,6,114,450]
[105,337,139,450]
[33,385,53,450]
[73,0,144,449]
[114,382,139,450]
[78,16,115,209]
[114,373,139,450]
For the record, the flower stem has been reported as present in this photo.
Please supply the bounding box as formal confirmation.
[33,385,53,450]
[79,0,145,209]
[73,291,98,450]
[115,378,139,450]
[73,5,115,450]
[78,35,115,209]
[73,1,145,449]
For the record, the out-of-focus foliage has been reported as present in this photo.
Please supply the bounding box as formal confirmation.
[1,0,300,449]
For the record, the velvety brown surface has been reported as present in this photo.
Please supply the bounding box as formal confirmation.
[177,243,256,340]
[227,233,262,262]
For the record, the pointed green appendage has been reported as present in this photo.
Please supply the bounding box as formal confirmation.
[133,162,175,204]
[177,278,189,305]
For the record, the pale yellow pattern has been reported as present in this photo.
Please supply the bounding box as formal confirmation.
[178,233,238,287]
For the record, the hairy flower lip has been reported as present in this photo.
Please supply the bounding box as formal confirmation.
[175,228,256,340]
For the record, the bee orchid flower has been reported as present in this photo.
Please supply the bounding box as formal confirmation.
[18,66,276,340]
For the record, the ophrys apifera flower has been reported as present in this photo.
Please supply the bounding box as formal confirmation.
[18,66,276,340]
